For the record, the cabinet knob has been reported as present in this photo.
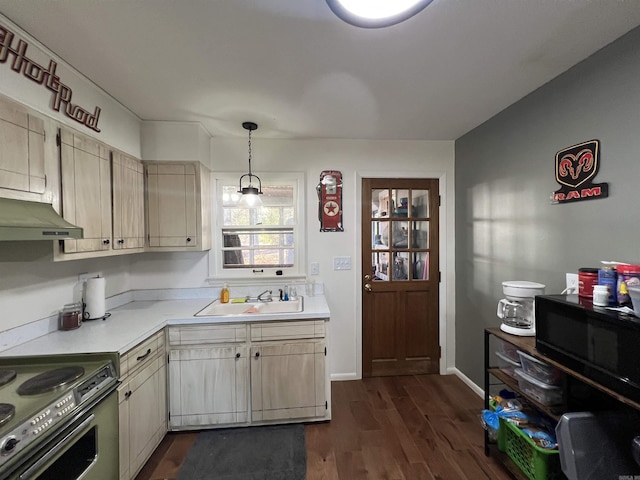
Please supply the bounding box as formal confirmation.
[103,239,110,245]
[235,353,241,358]
[255,352,260,358]
[186,237,192,243]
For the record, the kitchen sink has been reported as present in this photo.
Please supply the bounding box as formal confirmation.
[195,298,304,316]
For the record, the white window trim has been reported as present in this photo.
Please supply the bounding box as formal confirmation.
[208,171,306,283]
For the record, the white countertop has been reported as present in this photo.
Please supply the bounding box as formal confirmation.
[1,295,330,357]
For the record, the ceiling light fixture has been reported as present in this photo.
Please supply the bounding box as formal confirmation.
[326,0,434,28]
[238,121,263,207]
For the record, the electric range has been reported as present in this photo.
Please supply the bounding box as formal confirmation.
[0,353,118,479]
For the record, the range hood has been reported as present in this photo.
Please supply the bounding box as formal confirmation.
[0,197,83,241]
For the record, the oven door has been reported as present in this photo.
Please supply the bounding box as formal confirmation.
[9,390,118,480]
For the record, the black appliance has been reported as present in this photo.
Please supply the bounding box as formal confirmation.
[535,294,640,403]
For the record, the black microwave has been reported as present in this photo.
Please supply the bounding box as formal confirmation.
[535,294,640,403]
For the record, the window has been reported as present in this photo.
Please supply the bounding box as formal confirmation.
[211,173,304,279]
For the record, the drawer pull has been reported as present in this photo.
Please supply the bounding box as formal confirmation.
[136,348,152,361]
[255,352,260,358]
[235,353,241,358]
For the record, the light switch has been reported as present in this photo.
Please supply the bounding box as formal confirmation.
[333,256,351,270]
[310,262,320,275]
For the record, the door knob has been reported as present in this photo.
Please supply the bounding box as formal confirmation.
[364,283,372,292]
[364,274,371,281]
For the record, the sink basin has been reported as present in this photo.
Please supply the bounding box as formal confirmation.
[195,298,304,317]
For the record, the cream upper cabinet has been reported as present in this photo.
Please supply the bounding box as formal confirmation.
[0,97,46,196]
[145,161,211,251]
[59,127,112,254]
[56,127,146,260]
[112,151,145,250]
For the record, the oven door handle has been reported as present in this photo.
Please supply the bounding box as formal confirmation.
[18,414,95,480]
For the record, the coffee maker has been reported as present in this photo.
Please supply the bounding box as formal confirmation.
[497,280,546,336]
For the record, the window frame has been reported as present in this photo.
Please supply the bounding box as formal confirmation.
[209,171,306,281]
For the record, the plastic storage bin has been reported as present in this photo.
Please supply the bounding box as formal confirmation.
[514,369,563,406]
[517,351,564,386]
[495,350,521,377]
[501,416,564,480]
[496,338,520,363]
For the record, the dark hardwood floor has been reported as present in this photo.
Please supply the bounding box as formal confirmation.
[136,374,516,480]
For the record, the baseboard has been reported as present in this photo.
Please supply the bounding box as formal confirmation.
[450,367,484,398]
[330,373,359,381]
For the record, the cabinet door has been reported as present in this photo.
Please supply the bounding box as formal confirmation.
[0,99,45,194]
[112,151,145,250]
[127,356,166,479]
[59,128,111,253]
[168,345,248,428]
[146,163,197,248]
[117,382,131,480]
[251,340,326,421]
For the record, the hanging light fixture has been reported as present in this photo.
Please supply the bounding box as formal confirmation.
[238,121,263,207]
[326,0,434,28]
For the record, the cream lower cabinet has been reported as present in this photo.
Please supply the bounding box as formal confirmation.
[168,323,248,429]
[250,320,328,422]
[118,331,167,480]
[167,319,330,431]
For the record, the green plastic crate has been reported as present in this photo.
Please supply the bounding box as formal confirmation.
[500,417,564,480]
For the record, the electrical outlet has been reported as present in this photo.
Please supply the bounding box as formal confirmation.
[566,273,578,294]
[310,262,320,276]
[333,256,351,270]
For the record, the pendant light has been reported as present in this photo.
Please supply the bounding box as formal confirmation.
[326,0,434,28]
[238,121,263,207]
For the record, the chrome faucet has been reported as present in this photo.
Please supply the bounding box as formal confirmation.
[257,289,273,302]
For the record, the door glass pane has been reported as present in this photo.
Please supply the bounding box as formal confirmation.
[392,252,409,281]
[411,252,429,280]
[371,220,389,248]
[390,221,409,248]
[372,252,389,281]
[391,189,410,217]
[372,188,391,218]
[412,189,429,218]
[411,221,429,249]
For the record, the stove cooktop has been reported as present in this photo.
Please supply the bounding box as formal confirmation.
[0,353,118,472]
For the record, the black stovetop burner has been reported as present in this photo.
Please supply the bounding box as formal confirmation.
[0,369,16,388]
[0,404,15,427]
[16,366,85,396]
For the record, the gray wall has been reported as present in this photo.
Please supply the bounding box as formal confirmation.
[455,26,640,387]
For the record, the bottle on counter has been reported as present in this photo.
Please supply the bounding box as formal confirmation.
[220,283,230,304]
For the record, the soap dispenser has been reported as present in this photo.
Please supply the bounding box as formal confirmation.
[220,283,230,303]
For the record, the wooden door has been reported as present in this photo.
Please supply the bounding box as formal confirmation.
[362,178,440,377]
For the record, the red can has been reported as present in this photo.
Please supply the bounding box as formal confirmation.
[578,268,599,298]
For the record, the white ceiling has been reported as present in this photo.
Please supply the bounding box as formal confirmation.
[1,0,640,140]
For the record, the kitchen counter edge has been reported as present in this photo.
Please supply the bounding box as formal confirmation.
[0,295,331,358]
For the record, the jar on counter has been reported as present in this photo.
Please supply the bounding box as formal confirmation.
[598,267,618,306]
[617,264,640,306]
[578,268,599,298]
[592,285,610,307]
[60,302,82,331]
